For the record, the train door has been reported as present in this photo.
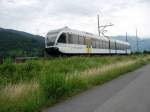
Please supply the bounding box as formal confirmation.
[85,38,92,54]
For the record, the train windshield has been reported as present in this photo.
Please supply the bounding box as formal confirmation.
[57,33,66,43]
[46,32,58,46]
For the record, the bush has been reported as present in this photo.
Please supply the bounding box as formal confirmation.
[0,58,16,77]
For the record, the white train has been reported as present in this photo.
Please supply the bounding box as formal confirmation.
[45,27,131,55]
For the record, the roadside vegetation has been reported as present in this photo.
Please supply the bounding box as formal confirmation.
[0,55,150,112]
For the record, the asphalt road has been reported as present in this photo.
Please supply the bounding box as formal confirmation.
[46,64,150,112]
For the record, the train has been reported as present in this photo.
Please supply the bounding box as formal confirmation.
[45,27,131,55]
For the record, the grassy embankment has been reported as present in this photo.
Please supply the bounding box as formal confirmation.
[0,55,150,112]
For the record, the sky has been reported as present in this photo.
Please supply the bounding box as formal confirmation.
[0,0,150,38]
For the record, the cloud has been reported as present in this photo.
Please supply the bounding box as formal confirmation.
[49,0,99,16]
[0,0,149,37]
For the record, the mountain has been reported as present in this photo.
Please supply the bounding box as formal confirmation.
[0,28,45,57]
[113,36,150,52]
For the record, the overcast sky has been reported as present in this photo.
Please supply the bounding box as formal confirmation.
[0,0,150,38]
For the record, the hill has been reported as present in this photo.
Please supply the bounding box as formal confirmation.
[0,28,45,57]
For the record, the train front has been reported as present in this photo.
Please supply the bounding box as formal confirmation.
[45,30,60,55]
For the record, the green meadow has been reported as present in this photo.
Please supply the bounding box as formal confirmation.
[0,55,149,112]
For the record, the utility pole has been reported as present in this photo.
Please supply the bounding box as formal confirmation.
[136,29,139,52]
[97,14,114,38]
[97,15,100,36]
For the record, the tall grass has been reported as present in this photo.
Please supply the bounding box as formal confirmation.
[0,82,45,112]
[0,55,149,112]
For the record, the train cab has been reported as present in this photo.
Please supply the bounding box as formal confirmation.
[45,28,69,55]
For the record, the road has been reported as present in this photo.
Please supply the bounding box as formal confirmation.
[46,64,150,112]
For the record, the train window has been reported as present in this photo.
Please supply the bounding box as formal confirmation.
[120,44,122,50]
[92,39,96,48]
[117,43,120,50]
[118,44,120,50]
[46,33,58,46]
[121,44,123,50]
[72,34,78,44]
[106,41,109,49]
[113,42,115,49]
[96,40,99,48]
[107,41,109,49]
[122,45,125,50]
[126,45,128,49]
[83,37,86,45]
[99,40,102,48]
[103,41,106,49]
[115,43,117,50]
[68,34,73,44]
[79,36,85,45]
[122,45,124,50]
[46,38,54,46]
[110,41,112,49]
[125,45,127,49]
[119,44,122,50]
[77,35,80,44]
[124,45,126,50]
[101,40,104,49]
[112,42,115,50]
[110,42,113,49]
[103,41,107,49]
[116,43,119,50]
[122,44,124,50]
[98,40,101,48]
[115,43,117,49]
[119,44,121,50]
[58,33,66,43]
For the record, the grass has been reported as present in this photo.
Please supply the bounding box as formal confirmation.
[0,82,45,112]
[0,55,150,112]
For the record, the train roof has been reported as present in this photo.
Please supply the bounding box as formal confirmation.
[47,27,130,45]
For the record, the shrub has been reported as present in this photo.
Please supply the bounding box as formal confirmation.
[0,58,16,77]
